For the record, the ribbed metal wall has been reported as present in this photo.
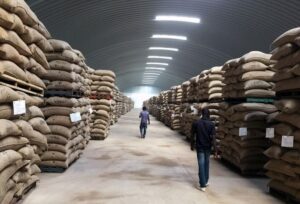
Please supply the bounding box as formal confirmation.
[26,0,300,91]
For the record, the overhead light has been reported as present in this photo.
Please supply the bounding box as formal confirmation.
[152,34,187,41]
[149,47,178,51]
[146,62,168,66]
[144,73,160,75]
[155,15,200,24]
[145,67,166,71]
[148,56,172,60]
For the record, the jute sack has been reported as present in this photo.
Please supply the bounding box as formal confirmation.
[49,125,72,139]
[208,93,222,100]
[41,151,68,161]
[45,50,80,64]
[271,43,297,61]
[0,150,22,172]
[286,178,300,191]
[40,160,68,168]
[228,103,277,114]
[28,57,47,77]
[241,80,273,90]
[33,21,51,39]
[47,143,68,154]
[15,176,39,198]
[273,50,300,70]
[47,81,81,91]
[95,110,109,118]
[240,70,274,82]
[93,124,107,130]
[275,113,300,129]
[0,26,31,56]
[290,64,300,76]
[0,119,22,139]
[94,70,116,78]
[0,105,14,120]
[46,134,68,145]
[46,115,73,127]
[268,180,298,198]
[272,68,293,82]
[91,74,102,81]
[0,7,25,34]
[266,171,289,182]
[93,81,115,89]
[42,70,76,82]
[48,39,72,51]
[275,99,300,114]
[12,170,30,183]
[17,93,43,107]
[94,119,109,126]
[27,106,44,119]
[99,99,110,106]
[49,60,78,73]
[263,146,283,159]
[208,87,222,94]
[93,105,110,112]
[29,164,41,175]
[21,25,44,44]
[0,43,30,69]
[274,123,294,136]
[272,27,300,48]
[42,106,74,117]
[36,38,53,52]
[264,159,296,177]
[0,60,27,81]
[29,117,51,134]
[102,75,115,83]
[237,61,269,74]
[275,77,300,92]
[239,51,273,65]
[244,89,275,97]
[281,151,300,166]
[91,129,107,135]
[28,44,49,69]
[46,97,78,107]
[18,145,35,160]
[0,136,29,151]
[25,70,46,88]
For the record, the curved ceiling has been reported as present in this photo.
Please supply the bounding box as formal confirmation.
[26,0,300,91]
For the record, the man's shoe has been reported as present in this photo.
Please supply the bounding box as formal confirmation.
[200,187,206,192]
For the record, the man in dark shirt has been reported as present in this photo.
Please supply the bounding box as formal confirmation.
[139,106,150,139]
[191,108,217,192]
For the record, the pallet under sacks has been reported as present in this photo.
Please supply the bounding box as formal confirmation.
[40,96,91,172]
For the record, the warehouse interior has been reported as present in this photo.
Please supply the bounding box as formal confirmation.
[0,0,299,203]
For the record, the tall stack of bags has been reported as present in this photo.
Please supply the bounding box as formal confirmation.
[264,27,300,201]
[198,70,209,101]
[188,76,199,102]
[180,104,199,140]
[223,51,275,99]
[206,66,225,100]
[181,81,190,103]
[175,85,183,103]
[41,97,91,168]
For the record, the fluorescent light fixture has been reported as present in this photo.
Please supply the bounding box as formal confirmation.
[149,47,178,51]
[145,67,166,71]
[144,73,160,75]
[155,15,200,24]
[148,56,172,60]
[146,62,168,66]
[152,34,187,41]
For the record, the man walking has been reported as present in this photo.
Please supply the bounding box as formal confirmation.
[191,108,217,192]
[139,106,150,139]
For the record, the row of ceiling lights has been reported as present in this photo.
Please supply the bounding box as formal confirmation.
[142,15,200,85]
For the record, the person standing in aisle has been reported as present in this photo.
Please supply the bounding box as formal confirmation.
[139,106,150,139]
[191,108,217,192]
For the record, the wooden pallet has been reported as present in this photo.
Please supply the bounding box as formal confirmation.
[0,73,44,97]
[45,89,83,98]
[40,156,80,173]
[268,187,300,204]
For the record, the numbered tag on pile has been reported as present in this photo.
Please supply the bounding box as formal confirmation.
[266,128,275,138]
[70,112,81,122]
[13,100,26,115]
[239,127,247,137]
[281,136,294,148]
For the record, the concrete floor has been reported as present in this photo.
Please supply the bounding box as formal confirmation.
[23,109,283,204]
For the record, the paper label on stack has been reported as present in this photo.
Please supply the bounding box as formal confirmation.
[281,136,294,148]
[239,127,247,137]
[13,100,26,115]
[70,112,81,122]
[266,128,275,138]
[89,108,93,114]
[191,106,198,115]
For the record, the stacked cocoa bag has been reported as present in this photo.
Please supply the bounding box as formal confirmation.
[219,102,277,173]
[175,85,183,103]
[206,67,225,100]
[198,70,209,101]
[223,51,275,99]
[180,104,199,140]
[170,104,181,131]
[188,76,199,102]
[0,85,48,203]
[41,97,91,169]
[263,27,300,200]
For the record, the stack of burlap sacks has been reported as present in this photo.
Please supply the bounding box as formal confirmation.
[181,81,190,103]
[223,51,275,98]
[263,27,300,200]
[0,86,48,203]
[188,76,200,102]
[175,85,183,103]
[41,97,91,168]
[0,0,53,202]
[180,104,199,140]
[89,69,116,140]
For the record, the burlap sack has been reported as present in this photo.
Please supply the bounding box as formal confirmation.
[91,129,107,135]
[49,125,72,139]
[33,21,51,39]
[42,106,74,117]
[0,60,27,81]
[41,151,68,161]
[47,143,68,153]
[29,44,49,69]
[263,146,283,159]
[94,119,109,126]
[275,99,300,114]
[272,27,300,48]
[49,60,82,74]
[102,75,115,83]
[25,70,46,88]
[42,70,76,82]
[0,43,30,69]
[244,89,275,97]
[48,39,72,51]
[228,103,277,114]
[15,176,39,198]
[18,145,35,160]
[27,106,44,119]
[272,68,293,82]
[0,136,29,151]
[36,38,53,52]
[271,43,297,61]
[29,117,51,134]
[93,124,107,130]
[274,50,300,70]
[268,180,298,198]
[266,171,288,182]
[46,97,78,107]
[45,50,80,64]
[240,70,274,82]
[290,64,300,76]
[94,70,116,78]
[0,119,21,139]
[0,150,22,172]
[95,110,109,118]
[40,160,68,168]
[0,26,31,56]
[93,81,115,89]
[275,113,300,128]
[93,105,110,112]
[274,123,294,136]
[12,170,30,183]
[281,151,300,166]
[0,7,25,34]
[28,57,47,77]
[264,159,296,177]
[0,105,13,119]
[46,134,68,145]
[21,25,44,44]
[47,81,81,91]
[241,80,272,90]
[46,115,73,127]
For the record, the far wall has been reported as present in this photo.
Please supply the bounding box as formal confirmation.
[124,86,161,108]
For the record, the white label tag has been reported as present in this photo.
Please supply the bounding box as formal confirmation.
[13,100,26,115]
[266,128,275,138]
[239,127,247,137]
[70,112,81,122]
[172,114,175,118]
[281,136,294,148]
[89,108,93,114]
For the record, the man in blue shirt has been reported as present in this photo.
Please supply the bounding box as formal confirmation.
[139,106,150,139]
[191,108,217,192]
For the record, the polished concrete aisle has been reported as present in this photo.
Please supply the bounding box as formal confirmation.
[23,109,283,204]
